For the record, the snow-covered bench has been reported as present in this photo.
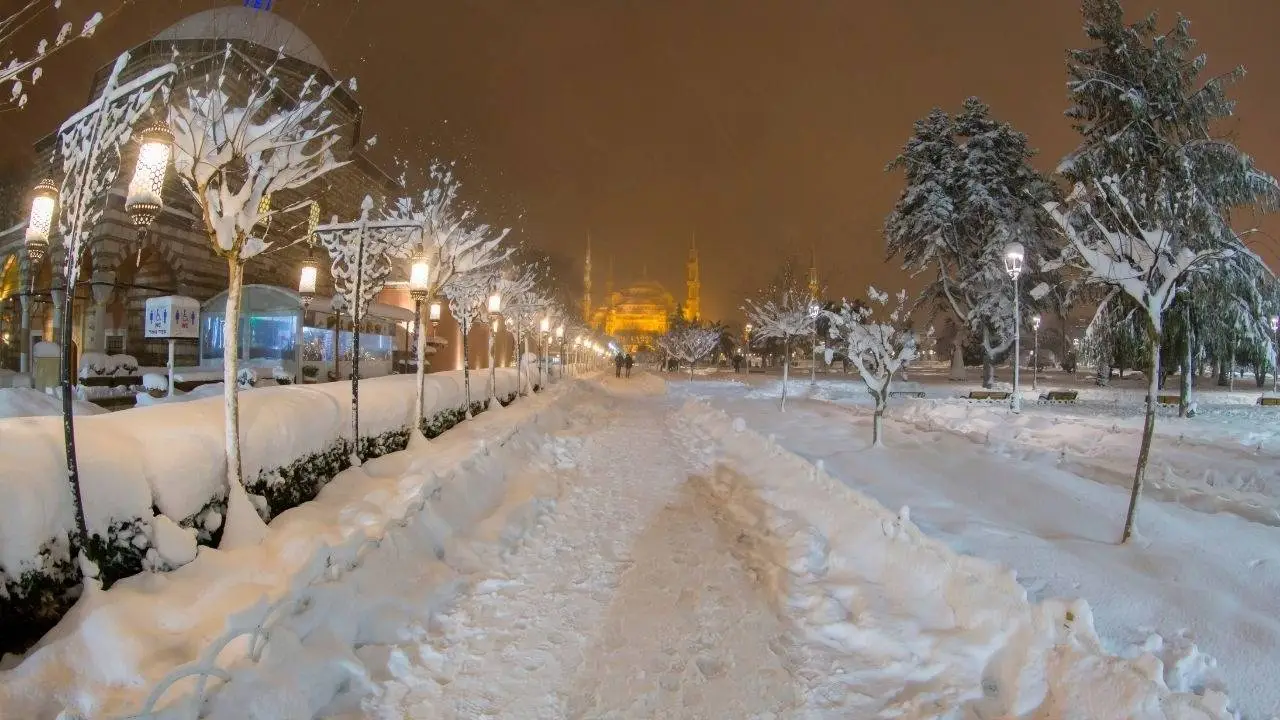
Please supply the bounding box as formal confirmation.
[967,390,1010,401]
[1037,390,1078,404]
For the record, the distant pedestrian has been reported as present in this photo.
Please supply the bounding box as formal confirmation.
[732,354,743,373]
[615,352,624,378]
[624,353,634,378]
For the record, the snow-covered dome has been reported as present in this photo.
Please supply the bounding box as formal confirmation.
[154,7,330,73]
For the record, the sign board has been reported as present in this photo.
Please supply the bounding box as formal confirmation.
[145,295,200,339]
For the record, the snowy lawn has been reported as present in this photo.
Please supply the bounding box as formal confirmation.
[675,378,1280,719]
[0,374,574,720]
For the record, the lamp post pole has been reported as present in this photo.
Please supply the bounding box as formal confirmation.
[23,53,175,572]
[1032,315,1041,391]
[1272,316,1278,395]
[1004,242,1025,413]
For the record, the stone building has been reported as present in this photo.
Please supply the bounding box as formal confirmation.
[0,7,497,380]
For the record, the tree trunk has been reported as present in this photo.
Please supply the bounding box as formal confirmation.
[780,337,790,412]
[948,341,965,381]
[1121,329,1161,544]
[1216,357,1228,387]
[982,327,994,389]
[872,390,887,448]
[219,259,266,549]
[689,358,695,382]
[223,259,246,491]
[1179,319,1193,418]
[462,316,472,416]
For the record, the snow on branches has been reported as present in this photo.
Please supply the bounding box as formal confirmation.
[2,1,105,109]
[826,288,925,446]
[658,325,722,381]
[742,286,816,410]
[169,53,348,261]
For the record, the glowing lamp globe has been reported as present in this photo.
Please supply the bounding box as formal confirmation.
[125,120,174,229]
[540,317,551,334]
[1032,314,1041,330]
[298,255,319,307]
[429,301,442,322]
[488,292,502,315]
[408,256,431,301]
[1003,242,1025,279]
[24,178,58,265]
[556,325,564,339]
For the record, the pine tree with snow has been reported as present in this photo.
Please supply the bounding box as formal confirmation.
[169,55,348,548]
[741,257,818,410]
[825,288,925,446]
[885,98,1057,388]
[1044,0,1279,542]
[1,2,106,110]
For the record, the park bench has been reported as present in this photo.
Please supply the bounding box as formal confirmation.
[1258,396,1280,406]
[1038,390,1078,404]
[1143,394,1180,405]
[967,390,1011,401]
[888,390,926,399]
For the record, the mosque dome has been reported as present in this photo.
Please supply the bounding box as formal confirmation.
[154,7,330,73]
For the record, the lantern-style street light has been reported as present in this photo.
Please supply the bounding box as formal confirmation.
[809,301,820,385]
[24,179,58,266]
[406,254,431,378]
[1031,314,1041,391]
[1003,241,1025,413]
[124,120,175,227]
[555,324,565,378]
[297,253,319,307]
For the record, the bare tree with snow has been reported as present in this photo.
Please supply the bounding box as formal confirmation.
[439,223,511,415]
[742,285,816,411]
[825,288,923,447]
[169,55,348,548]
[1045,0,1278,543]
[657,324,722,383]
[1,1,107,110]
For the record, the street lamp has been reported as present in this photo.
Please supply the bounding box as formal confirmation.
[297,252,319,307]
[486,291,502,403]
[123,120,175,228]
[538,316,551,387]
[24,179,58,265]
[407,254,430,381]
[555,324,565,378]
[1031,314,1041,391]
[809,301,820,385]
[1004,241,1025,413]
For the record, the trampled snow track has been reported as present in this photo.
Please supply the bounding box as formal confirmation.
[345,375,807,718]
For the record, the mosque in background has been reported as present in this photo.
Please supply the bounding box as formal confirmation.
[581,237,701,352]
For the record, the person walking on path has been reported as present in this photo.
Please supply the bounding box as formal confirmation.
[615,352,624,378]
[624,353,634,378]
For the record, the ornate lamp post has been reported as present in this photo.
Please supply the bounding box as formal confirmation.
[555,324,565,378]
[1031,314,1041,391]
[407,254,432,421]
[29,52,176,573]
[486,291,502,403]
[539,315,551,388]
[1003,241,1025,413]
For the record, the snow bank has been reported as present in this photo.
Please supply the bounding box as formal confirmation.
[0,377,576,720]
[0,387,107,419]
[671,398,1237,718]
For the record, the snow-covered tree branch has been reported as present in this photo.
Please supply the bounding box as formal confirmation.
[742,287,815,410]
[657,325,722,382]
[825,288,925,446]
[1,1,106,110]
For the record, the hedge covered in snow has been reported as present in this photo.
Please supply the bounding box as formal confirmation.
[0,369,521,653]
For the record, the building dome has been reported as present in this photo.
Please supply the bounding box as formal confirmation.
[616,280,675,311]
[154,7,330,73]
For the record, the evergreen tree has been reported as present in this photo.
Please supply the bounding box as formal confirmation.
[886,98,1057,387]
[1044,0,1278,542]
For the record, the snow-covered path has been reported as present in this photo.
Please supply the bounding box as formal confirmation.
[351,378,802,718]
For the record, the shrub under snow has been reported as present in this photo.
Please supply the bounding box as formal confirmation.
[0,369,521,656]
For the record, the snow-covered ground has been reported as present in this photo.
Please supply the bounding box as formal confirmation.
[3,370,1270,718]
[0,387,107,419]
[675,371,1280,719]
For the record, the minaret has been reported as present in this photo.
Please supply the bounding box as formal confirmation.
[808,246,820,299]
[685,233,701,323]
[582,233,593,324]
